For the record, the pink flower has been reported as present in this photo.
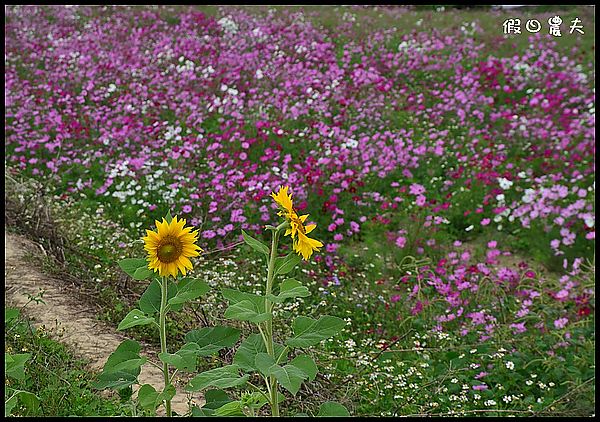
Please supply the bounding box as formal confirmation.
[202,230,216,239]
[554,317,568,329]
[395,236,407,248]
[480,218,491,226]
[409,183,426,195]
[510,322,526,334]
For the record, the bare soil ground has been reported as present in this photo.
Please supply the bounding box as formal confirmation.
[4,230,203,415]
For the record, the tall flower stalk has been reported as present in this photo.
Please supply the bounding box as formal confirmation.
[95,211,211,417]
[206,186,348,416]
[159,276,172,416]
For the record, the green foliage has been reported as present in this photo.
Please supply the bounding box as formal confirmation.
[318,402,351,417]
[267,279,310,303]
[233,334,288,373]
[242,230,270,256]
[184,326,241,356]
[286,316,346,348]
[117,309,156,331]
[5,353,32,380]
[223,288,272,323]
[5,314,132,416]
[138,279,178,315]
[274,253,303,276]
[118,258,149,278]
[217,225,349,415]
[186,365,250,392]
[93,340,146,390]
[168,278,210,306]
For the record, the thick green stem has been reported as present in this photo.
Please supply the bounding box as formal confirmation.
[263,228,281,416]
[159,277,172,417]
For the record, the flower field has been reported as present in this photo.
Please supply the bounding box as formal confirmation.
[5,5,595,417]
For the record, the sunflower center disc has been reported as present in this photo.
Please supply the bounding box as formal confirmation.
[157,242,180,263]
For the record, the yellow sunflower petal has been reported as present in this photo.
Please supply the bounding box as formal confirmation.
[142,215,202,279]
[305,223,317,234]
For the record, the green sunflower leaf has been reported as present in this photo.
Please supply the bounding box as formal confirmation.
[286,316,346,348]
[184,326,241,356]
[288,354,318,381]
[118,258,148,278]
[267,279,310,303]
[234,334,288,372]
[224,300,271,323]
[117,309,155,331]
[185,365,249,392]
[93,340,144,390]
[168,278,210,306]
[269,364,307,396]
[274,253,302,276]
[317,402,350,416]
[241,230,270,256]
[133,266,154,280]
[139,279,179,315]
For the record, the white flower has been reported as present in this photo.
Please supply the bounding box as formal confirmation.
[498,177,513,190]
[465,225,474,232]
[522,188,536,203]
[217,16,238,34]
[256,69,264,79]
[505,361,515,370]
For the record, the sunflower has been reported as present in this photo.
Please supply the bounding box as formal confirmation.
[271,186,323,260]
[142,215,202,278]
[293,229,323,260]
[271,185,294,216]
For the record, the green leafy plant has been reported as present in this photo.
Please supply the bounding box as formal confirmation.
[186,186,350,416]
[94,211,228,416]
[5,308,40,417]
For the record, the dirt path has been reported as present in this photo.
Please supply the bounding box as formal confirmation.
[4,230,203,415]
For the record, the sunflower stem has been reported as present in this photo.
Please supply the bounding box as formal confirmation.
[263,227,281,416]
[159,276,172,417]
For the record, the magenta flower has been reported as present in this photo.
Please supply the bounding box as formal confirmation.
[554,317,568,329]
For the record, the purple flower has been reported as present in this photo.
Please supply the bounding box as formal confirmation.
[202,230,216,239]
[409,183,426,195]
[474,371,488,379]
[554,317,568,329]
[395,236,407,248]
